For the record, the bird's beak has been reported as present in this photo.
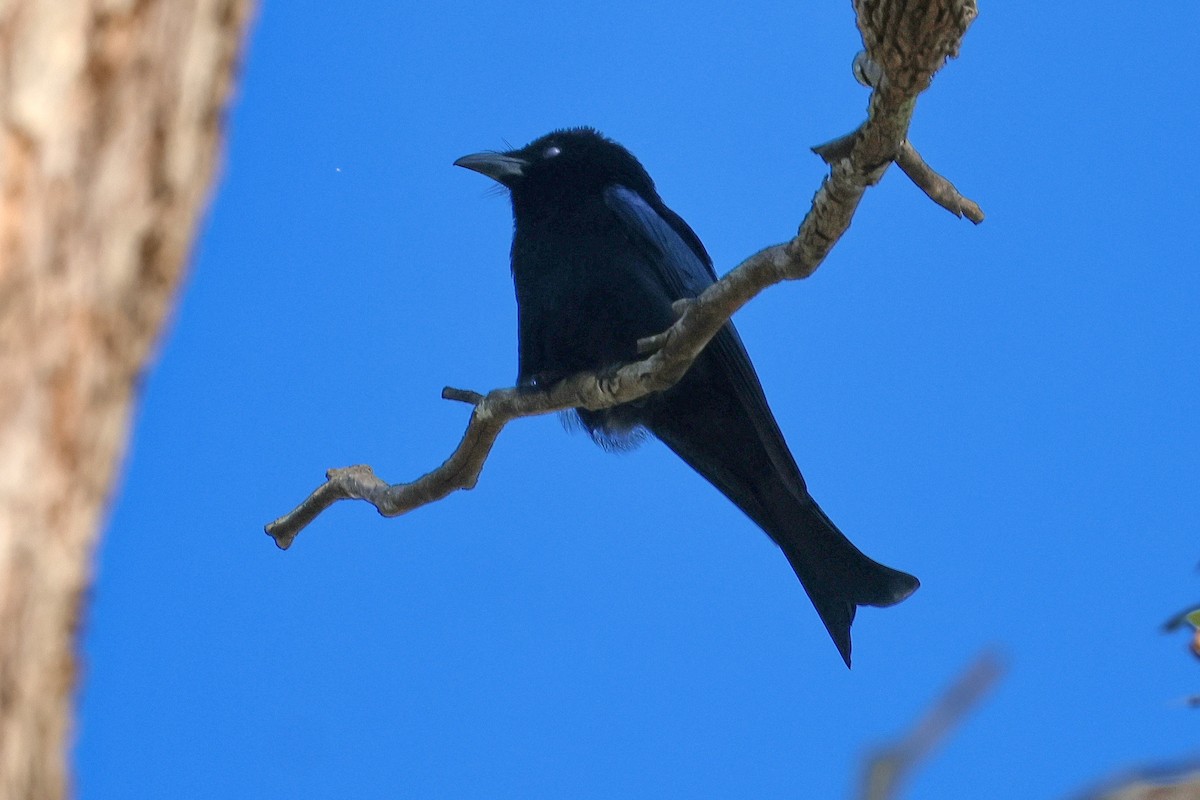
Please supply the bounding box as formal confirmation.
[453,152,527,184]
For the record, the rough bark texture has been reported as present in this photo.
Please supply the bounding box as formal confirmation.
[0,1,253,797]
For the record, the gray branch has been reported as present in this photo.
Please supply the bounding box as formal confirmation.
[858,651,1004,800]
[266,0,981,550]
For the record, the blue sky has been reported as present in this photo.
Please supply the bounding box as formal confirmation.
[75,2,1198,798]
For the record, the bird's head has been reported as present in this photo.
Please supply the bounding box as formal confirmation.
[454,127,658,212]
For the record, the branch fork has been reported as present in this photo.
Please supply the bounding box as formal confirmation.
[266,0,982,549]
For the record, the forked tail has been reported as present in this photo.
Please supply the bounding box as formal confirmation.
[779,497,919,668]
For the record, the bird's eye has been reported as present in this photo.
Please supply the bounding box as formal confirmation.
[543,145,561,159]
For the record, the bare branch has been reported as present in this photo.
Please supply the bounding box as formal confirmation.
[896,142,985,223]
[265,0,982,549]
[818,29,984,224]
[1084,766,1200,800]
[815,136,984,223]
[441,387,485,406]
[858,651,1005,800]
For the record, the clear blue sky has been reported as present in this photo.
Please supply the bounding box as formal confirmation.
[75,2,1198,798]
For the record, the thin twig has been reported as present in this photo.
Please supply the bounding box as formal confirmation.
[265,0,981,550]
[859,651,1005,800]
[441,387,485,405]
[896,142,985,223]
[1081,766,1200,800]
[814,134,984,223]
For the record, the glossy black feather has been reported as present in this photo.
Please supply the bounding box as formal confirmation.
[456,128,918,666]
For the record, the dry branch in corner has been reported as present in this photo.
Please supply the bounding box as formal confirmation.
[266,0,982,549]
[858,651,1004,800]
[855,654,1200,800]
[1088,769,1200,800]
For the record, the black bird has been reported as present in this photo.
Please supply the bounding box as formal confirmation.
[455,128,918,666]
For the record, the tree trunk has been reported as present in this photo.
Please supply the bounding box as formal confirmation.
[0,1,253,796]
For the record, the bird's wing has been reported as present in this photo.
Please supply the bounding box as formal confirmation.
[604,185,718,291]
[602,184,806,488]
